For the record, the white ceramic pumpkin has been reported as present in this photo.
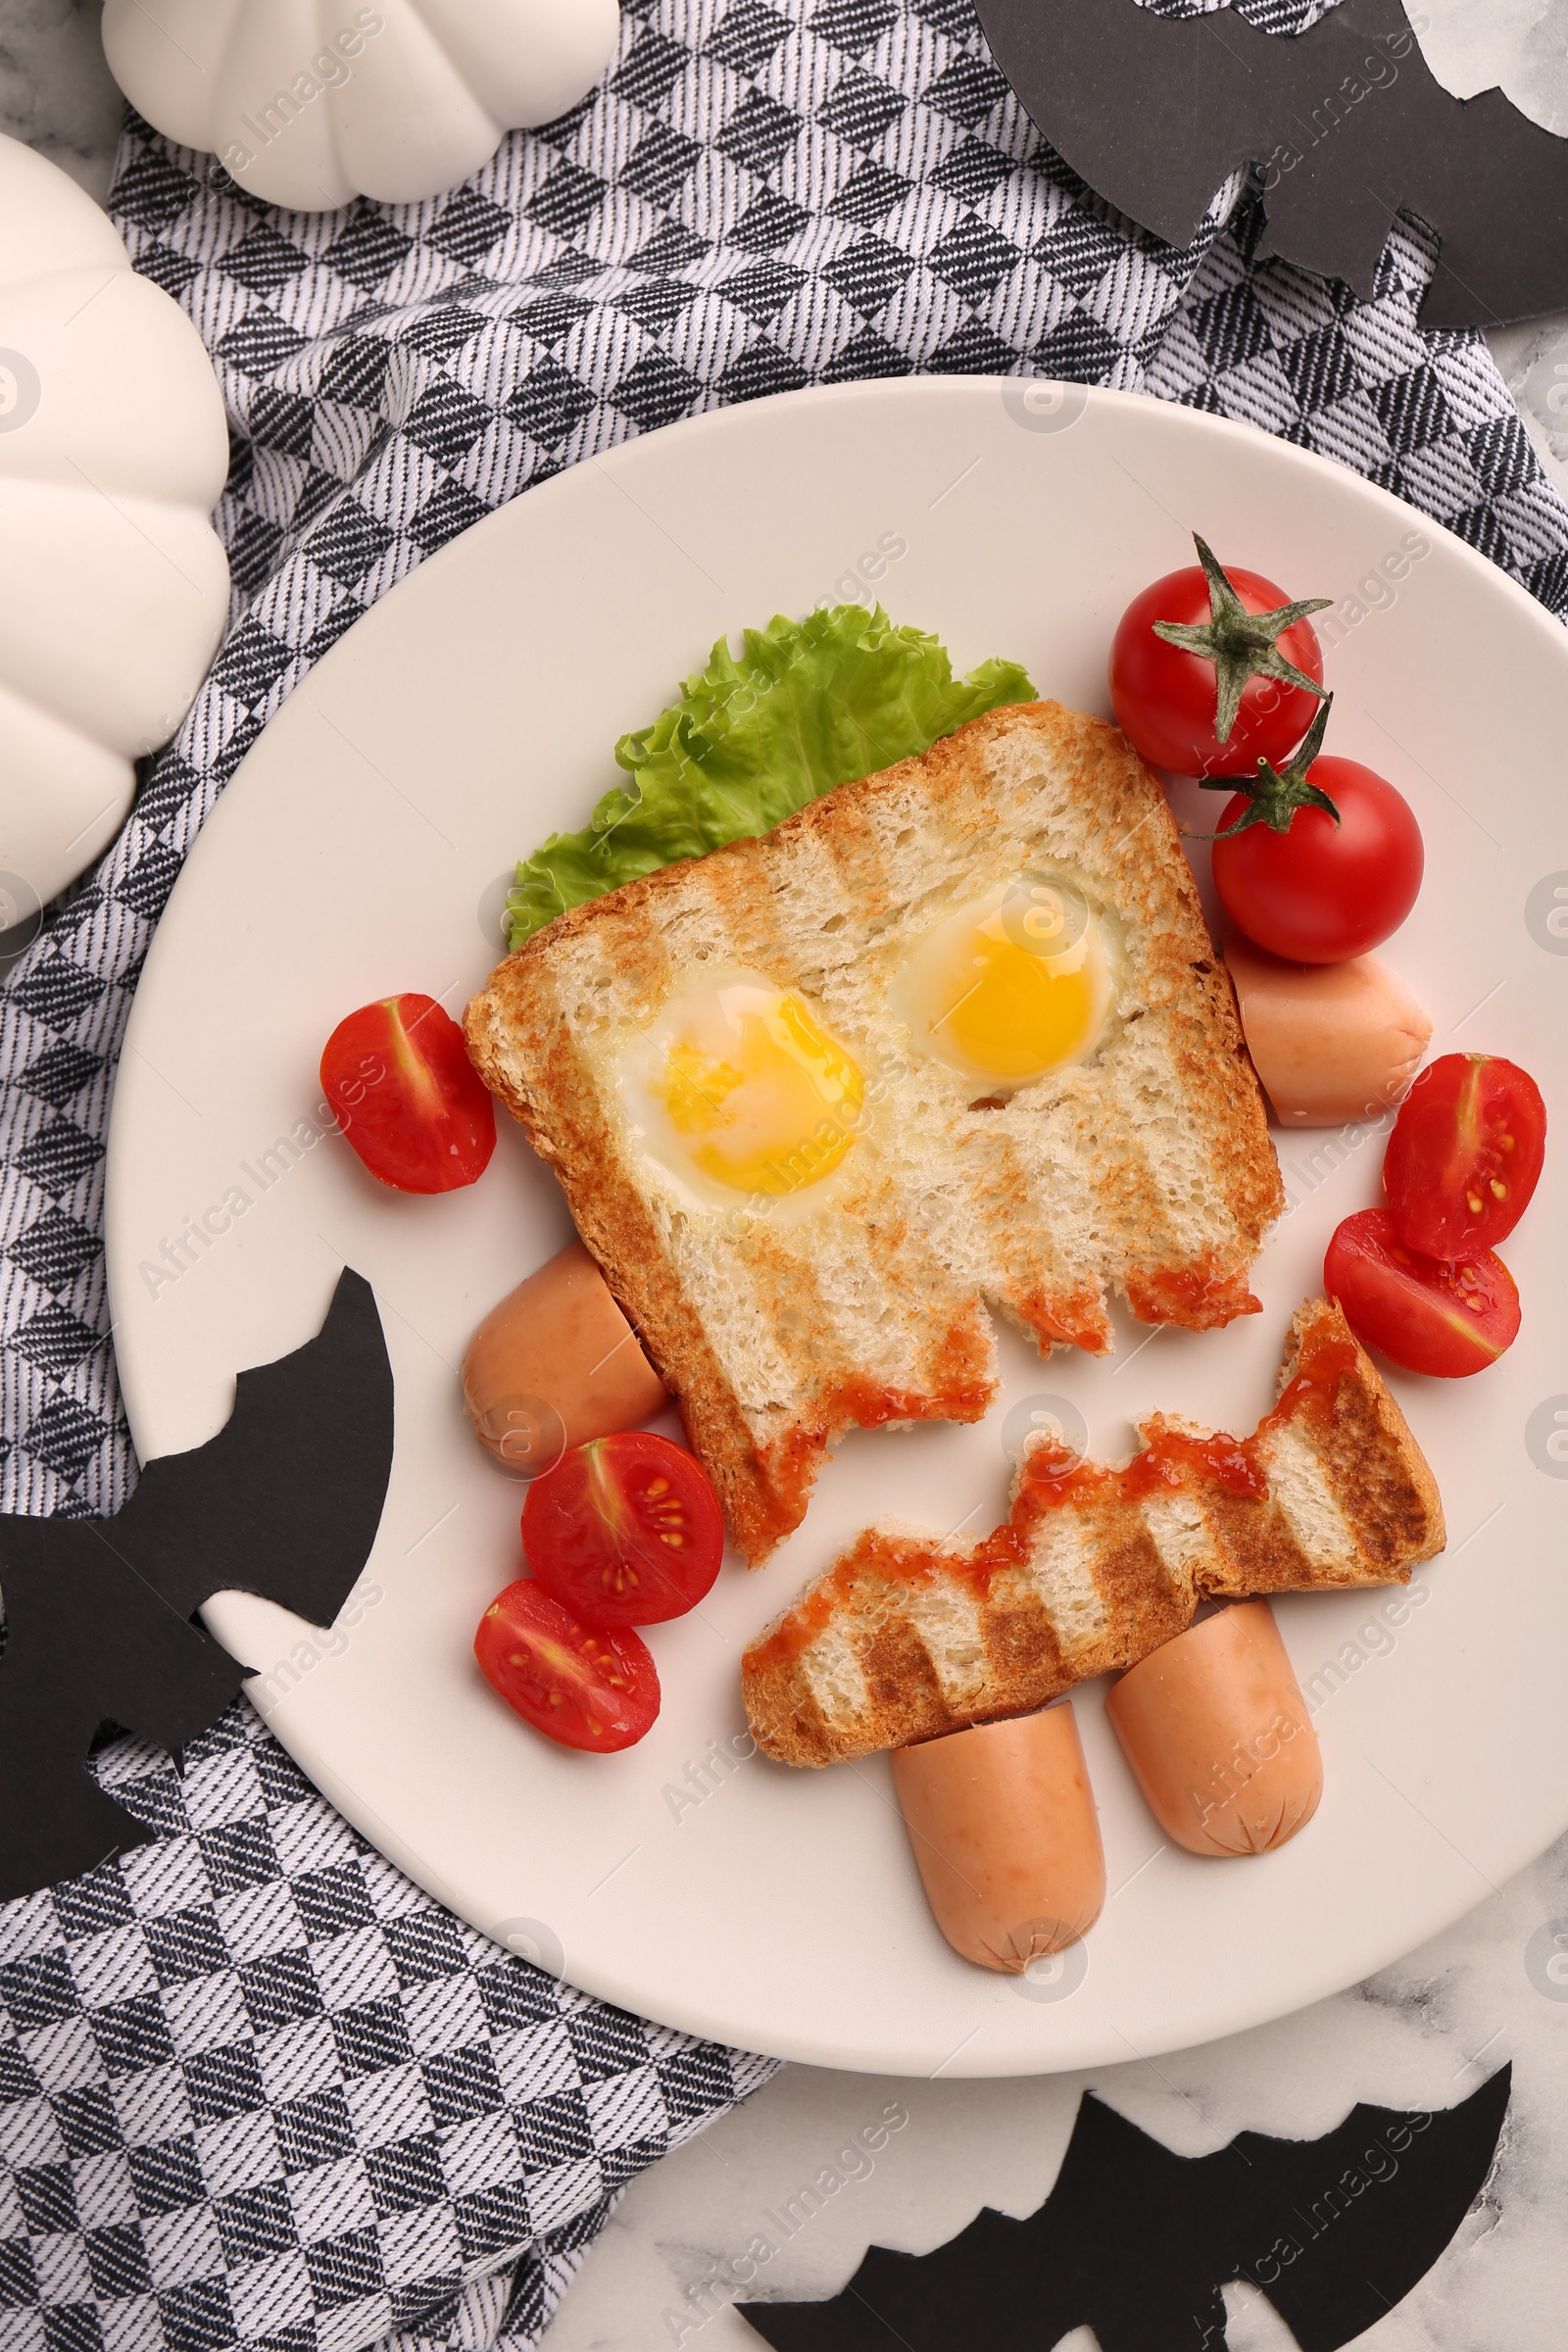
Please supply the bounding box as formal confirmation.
[0,136,229,916]
[101,0,622,212]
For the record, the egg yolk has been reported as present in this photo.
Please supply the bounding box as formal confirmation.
[896,878,1111,1086]
[931,923,1099,1081]
[656,987,863,1196]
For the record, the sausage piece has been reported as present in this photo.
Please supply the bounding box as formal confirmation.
[462,1241,666,1472]
[1226,933,1431,1129]
[890,1704,1105,1971]
[1105,1601,1322,1856]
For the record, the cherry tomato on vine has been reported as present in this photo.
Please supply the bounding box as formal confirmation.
[522,1431,724,1628]
[1207,698,1424,963]
[1110,535,1328,777]
[1324,1208,1519,1379]
[474,1580,660,1752]
[1384,1054,1546,1260]
[321,992,495,1193]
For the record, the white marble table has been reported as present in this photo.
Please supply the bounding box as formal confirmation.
[5,9,1567,2347]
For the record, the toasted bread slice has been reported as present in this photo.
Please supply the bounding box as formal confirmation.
[743,1301,1445,1765]
[466,701,1283,1564]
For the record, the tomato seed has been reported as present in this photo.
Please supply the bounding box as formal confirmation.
[1491,1179,1507,1200]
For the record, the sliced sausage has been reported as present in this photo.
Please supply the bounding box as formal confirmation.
[1105,1600,1322,1856]
[462,1241,666,1472]
[891,1703,1105,1971]
[1226,933,1431,1129]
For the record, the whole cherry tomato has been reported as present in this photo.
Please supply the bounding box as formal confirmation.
[1324,1208,1519,1378]
[1110,535,1328,778]
[522,1431,724,1628]
[1208,701,1423,963]
[474,1580,660,1752]
[321,992,495,1193]
[1384,1054,1545,1260]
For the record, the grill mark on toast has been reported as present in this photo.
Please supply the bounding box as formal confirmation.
[1254,1417,1371,1584]
[813,785,894,928]
[891,1576,991,1714]
[691,829,781,969]
[567,898,675,1032]
[781,1685,838,1769]
[833,1177,999,1411]
[1083,1504,1191,1664]
[1084,1075,1260,1330]
[1304,1354,1446,1567]
[1083,767,1280,1265]
[979,1587,1076,1710]
[1193,1489,1319,1597]
[862,1616,951,1743]
[732,1219,846,1392]
[962,1121,1113,1354]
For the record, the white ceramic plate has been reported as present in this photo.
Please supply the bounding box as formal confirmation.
[106,378,1568,2076]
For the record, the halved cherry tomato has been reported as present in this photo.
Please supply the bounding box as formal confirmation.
[522,1430,724,1627]
[1324,1208,1519,1379]
[474,1579,660,1752]
[321,993,495,1194]
[1384,1053,1545,1260]
[1109,540,1327,778]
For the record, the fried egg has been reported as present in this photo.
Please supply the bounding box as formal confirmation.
[894,872,1116,1089]
[617,969,864,1213]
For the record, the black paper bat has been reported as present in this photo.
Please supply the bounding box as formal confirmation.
[971,0,1568,327]
[741,2069,1510,2352]
[0,1268,393,1899]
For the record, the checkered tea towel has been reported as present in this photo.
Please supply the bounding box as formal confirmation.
[5,0,1568,2347]
[1139,0,1342,27]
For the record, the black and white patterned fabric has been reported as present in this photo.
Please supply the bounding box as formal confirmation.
[0,1706,775,2352]
[1139,0,1340,28]
[4,0,1568,2345]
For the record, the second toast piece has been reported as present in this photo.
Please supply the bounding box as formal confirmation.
[743,1301,1446,1764]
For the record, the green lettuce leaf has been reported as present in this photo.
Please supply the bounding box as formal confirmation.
[506,604,1036,949]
